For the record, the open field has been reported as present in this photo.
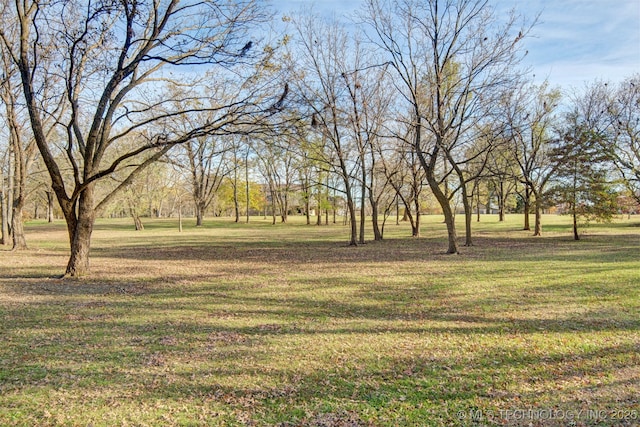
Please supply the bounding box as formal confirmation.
[1,214,639,426]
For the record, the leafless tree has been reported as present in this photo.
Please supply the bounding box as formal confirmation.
[290,12,360,245]
[0,21,64,249]
[505,80,562,236]
[575,76,640,205]
[363,0,533,253]
[0,0,279,276]
[484,139,519,222]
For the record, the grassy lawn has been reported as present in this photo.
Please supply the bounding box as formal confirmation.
[1,214,638,426]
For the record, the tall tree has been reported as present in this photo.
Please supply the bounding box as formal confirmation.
[505,81,561,236]
[380,123,426,237]
[183,133,233,227]
[291,12,359,245]
[0,33,62,249]
[599,76,639,204]
[364,0,532,253]
[1,0,276,276]
[255,134,297,224]
[549,122,617,240]
[483,135,519,221]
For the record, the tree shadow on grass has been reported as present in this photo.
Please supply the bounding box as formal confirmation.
[3,226,639,424]
[87,231,640,266]
[1,292,637,426]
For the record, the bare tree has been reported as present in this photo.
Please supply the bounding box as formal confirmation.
[0,28,63,249]
[379,122,426,237]
[1,0,279,276]
[484,139,519,222]
[578,76,640,205]
[183,133,233,226]
[290,12,359,245]
[342,44,394,242]
[363,0,532,253]
[255,134,298,224]
[0,67,33,249]
[505,81,562,236]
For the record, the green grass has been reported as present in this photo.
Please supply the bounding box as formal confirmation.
[1,214,639,426]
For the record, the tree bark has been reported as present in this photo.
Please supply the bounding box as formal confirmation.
[64,186,96,277]
[572,205,580,241]
[281,192,288,223]
[462,187,473,247]
[47,190,55,222]
[245,153,250,224]
[346,195,358,246]
[305,193,310,225]
[359,167,366,244]
[412,195,421,238]
[10,140,28,250]
[195,202,205,227]
[523,187,531,230]
[233,151,240,223]
[131,210,144,231]
[498,181,505,222]
[424,166,457,253]
[415,123,456,253]
[0,189,8,245]
[371,199,382,241]
[533,196,542,236]
[441,195,458,254]
[11,199,27,250]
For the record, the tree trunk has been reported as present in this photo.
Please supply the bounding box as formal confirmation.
[533,197,542,236]
[47,190,55,222]
[333,189,337,224]
[403,203,417,237]
[245,148,251,223]
[64,187,96,277]
[414,119,456,253]
[233,181,240,223]
[346,194,358,246]
[523,187,531,230]
[371,199,382,241]
[412,195,421,237]
[359,171,366,244]
[11,200,27,250]
[442,199,458,253]
[572,205,579,241]
[195,201,205,226]
[270,191,277,225]
[131,212,144,231]
[463,188,473,246]
[498,181,504,222]
[4,153,15,246]
[1,189,8,246]
[11,149,27,250]
[425,169,457,253]
[281,192,288,223]
[305,194,310,225]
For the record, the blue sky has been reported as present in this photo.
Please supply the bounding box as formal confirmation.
[274,0,640,90]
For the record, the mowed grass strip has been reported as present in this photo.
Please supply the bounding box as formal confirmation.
[0,215,638,426]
